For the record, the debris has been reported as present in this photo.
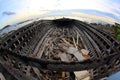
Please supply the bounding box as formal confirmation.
[62,72,65,78]
[74,70,90,80]
[61,38,73,47]
[81,49,89,55]
[0,73,6,80]
[67,47,85,61]
[81,49,90,59]
[76,32,79,45]
[33,28,91,79]
[72,37,77,48]
[58,53,69,62]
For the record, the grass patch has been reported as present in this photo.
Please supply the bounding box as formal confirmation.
[115,23,120,41]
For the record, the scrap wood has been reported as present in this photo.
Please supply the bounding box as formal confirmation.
[81,49,89,55]
[76,32,79,45]
[58,53,69,62]
[81,49,90,59]
[66,38,82,49]
[0,73,6,80]
[72,37,77,48]
[57,44,68,53]
[74,70,90,80]
[83,55,90,59]
[67,47,85,61]
[62,72,65,77]
[32,68,46,80]
[61,38,73,47]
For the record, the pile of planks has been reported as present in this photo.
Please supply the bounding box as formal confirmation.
[40,28,91,79]
[42,37,90,62]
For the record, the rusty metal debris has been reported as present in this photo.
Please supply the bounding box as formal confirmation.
[0,18,120,80]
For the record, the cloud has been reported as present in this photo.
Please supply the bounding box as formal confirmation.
[2,11,16,16]
[72,12,119,24]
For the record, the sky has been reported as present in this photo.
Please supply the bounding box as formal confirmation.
[0,0,120,29]
[0,0,120,79]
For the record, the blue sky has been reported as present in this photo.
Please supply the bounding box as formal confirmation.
[0,0,120,79]
[0,0,120,29]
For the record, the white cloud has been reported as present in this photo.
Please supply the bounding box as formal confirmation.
[22,0,120,17]
[72,12,119,24]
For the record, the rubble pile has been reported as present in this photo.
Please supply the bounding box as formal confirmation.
[41,28,90,62]
[40,27,90,79]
